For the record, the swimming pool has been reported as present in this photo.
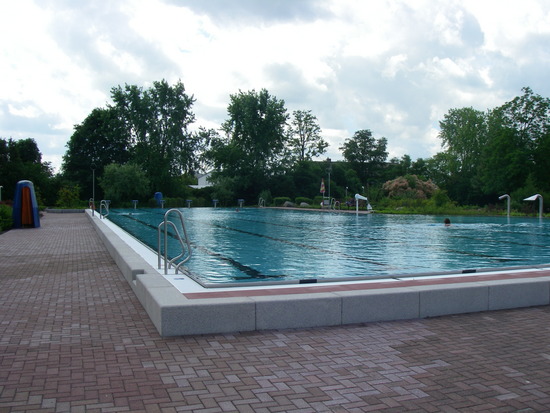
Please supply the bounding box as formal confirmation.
[105,208,550,286]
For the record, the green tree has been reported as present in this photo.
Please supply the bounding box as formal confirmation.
[62,107,130,201]
[56,185,81,208]
[0,138,53,203]
[110,79,197,193]
[438,107,487,204]
[423,152,453,188]
[410,157,429,179]
[498,87,550,145]
[339,129,388,184]
[480,108,530,196]
[532,131,550,192]
[209,89,289,197]
[478,88,550,197]
[343,168,362,197]
[439,107,487,174]
[287,110,327,163]
[99,163,151,203]
[384,154,412,180]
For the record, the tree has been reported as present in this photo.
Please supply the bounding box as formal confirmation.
[438,107,487,204]
[287,110,327,163]
[339,129,388,184]
[438,107,487,174]
[532,131,550,192]
[209,89,289,197]
[478,108,529,196]
[384,154,412,181]
[498,87,550,146]
[62,107,130,200]
[478,88,550,197]
[99,163,151,203]
[110,79,197,193]
[0,138,53,203]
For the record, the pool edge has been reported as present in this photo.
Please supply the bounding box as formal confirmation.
[86,210,550,337]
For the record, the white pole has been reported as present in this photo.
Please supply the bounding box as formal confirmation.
[498,194,510,217]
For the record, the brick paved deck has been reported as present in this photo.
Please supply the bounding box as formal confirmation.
[2,212,550,412]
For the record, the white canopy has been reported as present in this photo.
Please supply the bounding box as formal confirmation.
[523,194,541,201]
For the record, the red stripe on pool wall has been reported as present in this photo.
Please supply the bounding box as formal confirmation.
[183,270,550,299]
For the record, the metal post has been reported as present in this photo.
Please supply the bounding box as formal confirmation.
[498,194,510,217]
[0,185,3,202]
[91,165,95,216]
[523,194,543,219]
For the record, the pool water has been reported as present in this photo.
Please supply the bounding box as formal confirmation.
[106,208,550,285]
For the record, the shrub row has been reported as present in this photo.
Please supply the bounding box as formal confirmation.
[0,204,13,232]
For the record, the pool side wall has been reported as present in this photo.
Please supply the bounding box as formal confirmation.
[87,211,550,337]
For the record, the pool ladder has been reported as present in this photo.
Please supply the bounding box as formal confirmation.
[99,200,110,218]
[157,208,192,275]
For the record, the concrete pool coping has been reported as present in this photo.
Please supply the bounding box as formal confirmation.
[86,209,550,337]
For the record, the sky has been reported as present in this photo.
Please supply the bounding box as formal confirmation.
[1,0,550,173]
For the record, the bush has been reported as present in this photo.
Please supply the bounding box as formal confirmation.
[383,175,438,200]
[56,185,81,208]
[0,204,12,231]
[295,197,312,205]
[430,189,453,208]
[313,196,325,206]
[273,197,291,206]
[100,163,151,203]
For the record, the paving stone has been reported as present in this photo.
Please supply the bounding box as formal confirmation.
[2,212,550,411]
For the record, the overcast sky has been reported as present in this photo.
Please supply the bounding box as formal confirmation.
[1,0,550,173]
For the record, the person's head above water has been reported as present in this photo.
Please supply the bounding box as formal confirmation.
[444,218,451,226]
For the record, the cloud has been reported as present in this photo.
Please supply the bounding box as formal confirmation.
[1,0,550,175]
[170,0,331,24]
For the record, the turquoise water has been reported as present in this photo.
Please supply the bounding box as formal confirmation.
[106,208,550,284]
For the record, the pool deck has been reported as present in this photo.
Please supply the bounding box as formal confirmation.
[2,212,550,411]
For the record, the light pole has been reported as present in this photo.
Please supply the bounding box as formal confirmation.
[91,164,96,215]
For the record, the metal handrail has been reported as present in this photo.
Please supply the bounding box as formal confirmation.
[99,200,110,219]
[89,198,95,216]
[157,208,192,274]
[258,197,266,207]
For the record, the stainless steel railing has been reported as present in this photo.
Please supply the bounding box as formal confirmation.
[157,208,192,274]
